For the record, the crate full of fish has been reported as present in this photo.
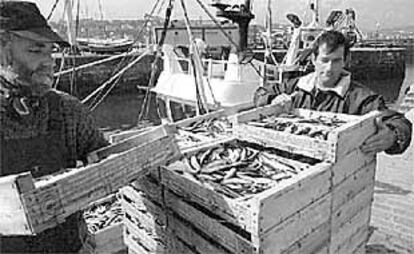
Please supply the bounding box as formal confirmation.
[154,138,337,253]
[83,194,125,254]
[230,103,381,162]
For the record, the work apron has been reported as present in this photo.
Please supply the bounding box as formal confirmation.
[0,92,90,253]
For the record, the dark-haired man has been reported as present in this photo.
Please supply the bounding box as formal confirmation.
[1,1,108,253]
[254,30,412,155]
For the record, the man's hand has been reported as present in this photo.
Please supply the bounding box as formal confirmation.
[360,117,397,156]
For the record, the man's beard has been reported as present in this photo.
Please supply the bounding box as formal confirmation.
[29,68,54,97]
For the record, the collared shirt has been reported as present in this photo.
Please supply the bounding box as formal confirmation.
[296,71,351,98]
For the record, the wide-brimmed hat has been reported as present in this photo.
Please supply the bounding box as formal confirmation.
[0,1,69,47]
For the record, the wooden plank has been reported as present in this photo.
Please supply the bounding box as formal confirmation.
[110,127,154,144]
[160,164,253,232]
[258,162,332,235]
[233,125,335,161]
[229,103,288,125]
[169,212,231,254]
[331,148,376,185]
[280,221,330,254]
[331,110,380,160]
[14,134,179,235]
[332,160,376,211]
[330,206,371,254]
[94,223,125,254]
[0,173,34,235]
[164,190,255,254]
[331,185,374,232]
[88,125,175,163]
[261,194,331,254]
[173,109,226,128]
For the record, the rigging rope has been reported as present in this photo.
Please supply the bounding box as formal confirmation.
[47,0,60,20]
[83,0,164,110]
[138,0,175,122]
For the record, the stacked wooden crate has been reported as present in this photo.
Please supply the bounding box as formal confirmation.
[121,104,381,254]
[231,104,381,253]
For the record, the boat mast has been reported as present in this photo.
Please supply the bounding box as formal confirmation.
[213,0,255,52]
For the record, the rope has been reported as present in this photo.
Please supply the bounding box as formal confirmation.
[81,49,150,104]
[138,0,175,122]
[82,0,164,110]
[47,0,60,20]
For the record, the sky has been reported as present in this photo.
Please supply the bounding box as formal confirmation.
[32,0,414,30]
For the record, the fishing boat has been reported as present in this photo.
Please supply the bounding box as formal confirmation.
[151,0,406,122]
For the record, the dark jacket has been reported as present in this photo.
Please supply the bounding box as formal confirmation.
[0,89,109,253]
[253,73,412,155]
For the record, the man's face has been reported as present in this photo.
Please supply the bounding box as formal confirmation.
[9,35,55,95]
[314,43,345,88]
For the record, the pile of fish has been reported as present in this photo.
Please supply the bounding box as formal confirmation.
[179,117,232,138]
[170,142,317,198]
[83,196,123,233]
[247,113,347,140]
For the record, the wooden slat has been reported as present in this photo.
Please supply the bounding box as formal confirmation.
[331,186,374,232]
[331,149,375,185]
[9,131,180,235]
[160,166,253,232]
[229,103,288,125]
[0,173,34,235]
[261,194,331,254]
[88,125,175,163]
[280,222,330,254]
[331,110,381,160]
[164,190,255,254]
[330,206,371,254]
[234,124,335,161]
[258,162,332,236]
[332,160,376,212]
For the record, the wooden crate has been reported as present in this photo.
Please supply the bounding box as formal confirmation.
[157,139,375,253]
[230,103,381,162]
[139,138,333,253]
[0,125,181,235]
[121,183,230,254]
[83,194,126,254]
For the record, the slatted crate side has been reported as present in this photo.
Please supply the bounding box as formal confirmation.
[122,185,234,254]
[19,135,180,234]
[331,181,374,232]
[330,148,376,185]
[280,221,330,254]
[163,190,256,254]
[172,109,227,128]
[233,124,335,161]
[232,106,380,162]
[331,158,376,212]
[88,125,176,163]
[330,205,371,254]
[260,194,332,254]
[160,164,253,232]
[257,162,332,235]
[328,110,380,161]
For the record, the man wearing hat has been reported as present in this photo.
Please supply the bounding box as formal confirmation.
[1,1,109,253]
